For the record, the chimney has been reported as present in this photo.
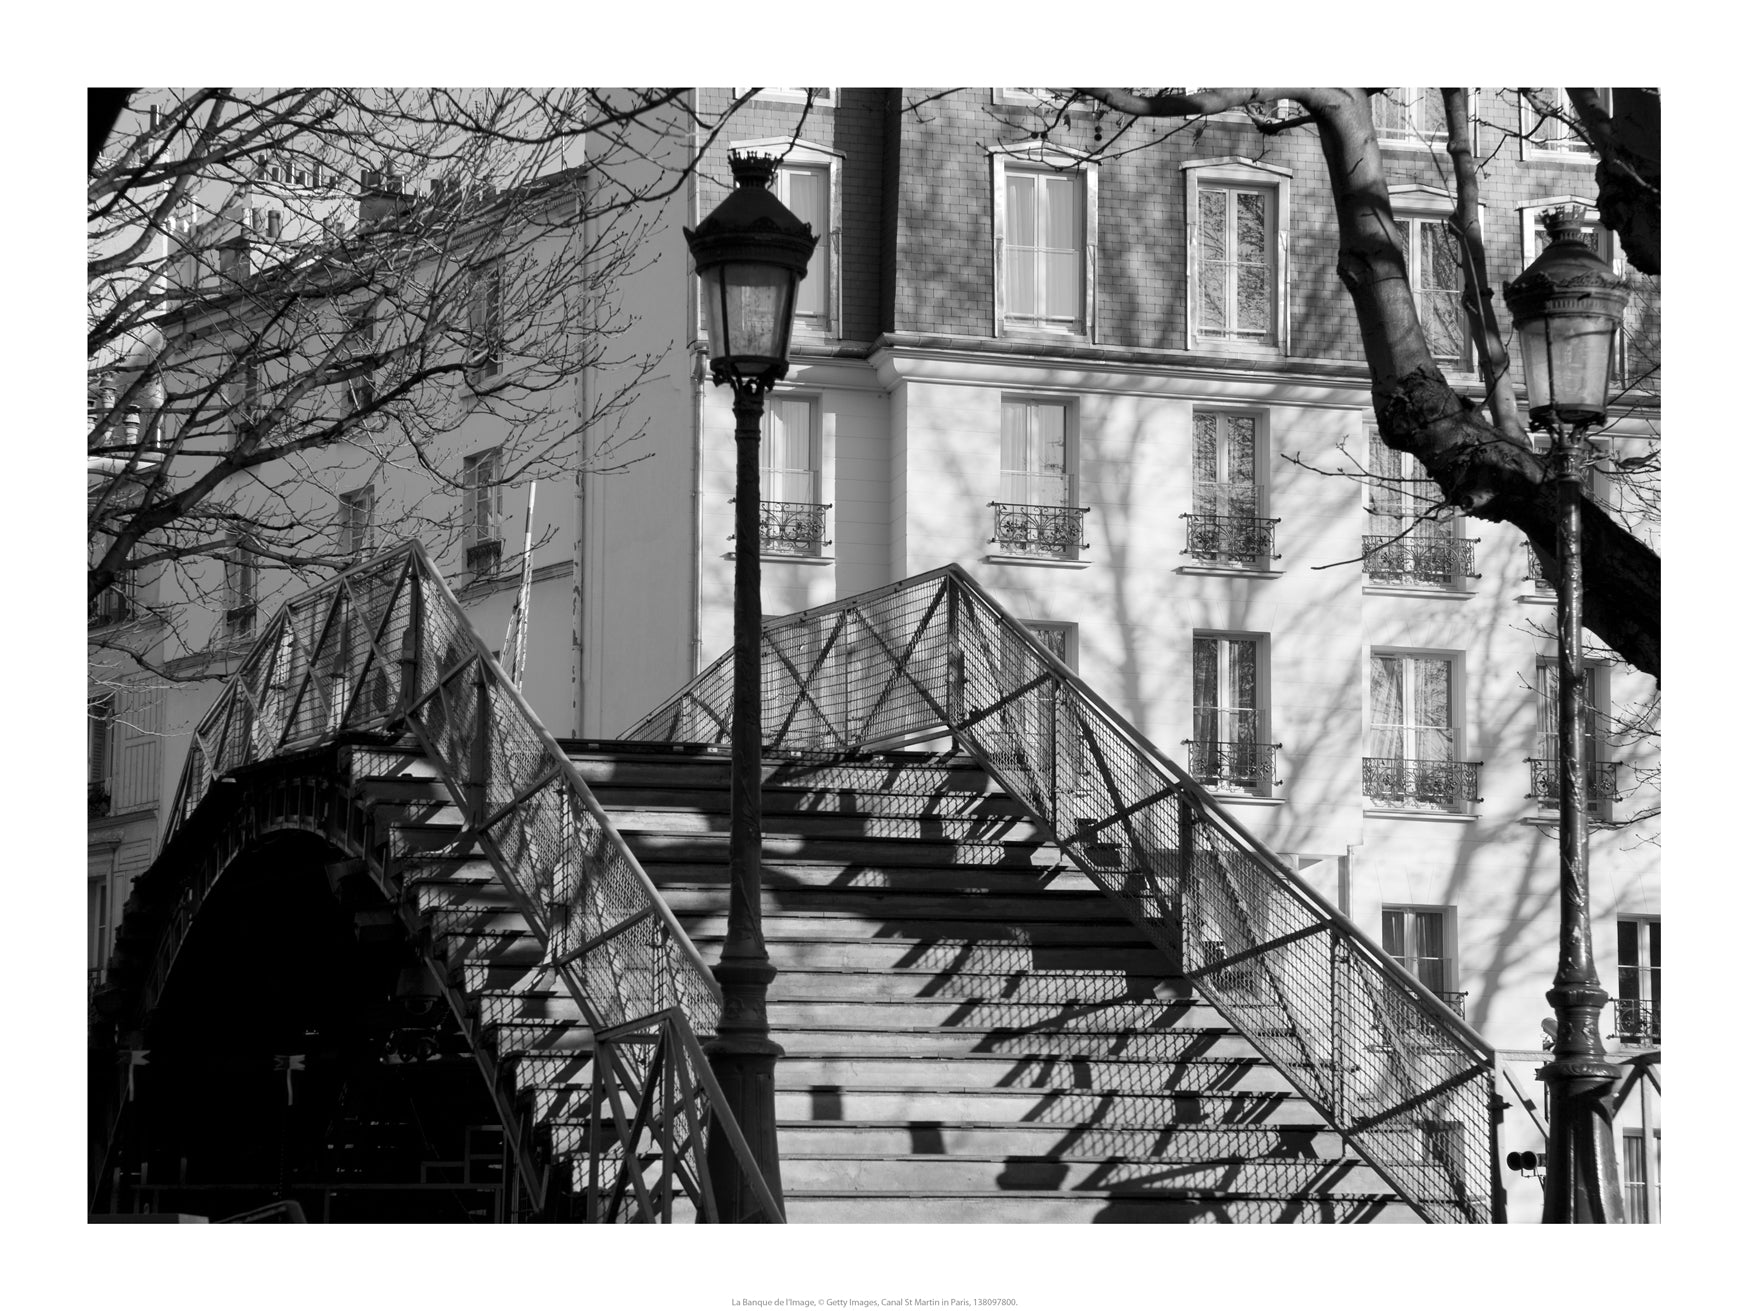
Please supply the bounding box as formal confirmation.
[358,169,410,227]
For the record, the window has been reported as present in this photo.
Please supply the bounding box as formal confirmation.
[89,874,113,984]
[224,536,258,640]
[1532,661,1615,812]
[338,484,376,561]
[775,164,831,326]
[737,87,835,107]
[1616,916,1660,1047]
[1383,905,1457,1001]
[1367,653,1479,811]
[759,396,828,556]
[1188,411,1274,565]
[469,257,505,379]
[88,693,115,815]
[89,543,134,627]
[229,352,262,445]
[1394,214,1467,365]
[1520,88,1600,159]
[1026,621,1077,671]
[1622,1129,1660,1223]
[462,449,503,572]
[336,305,377,411]
[1366,433,1475,587]
[1191,635,1273,794]
[993,148,1096,337]
[1188,170,1283,349]
[1003,166,1085,329]
[1371,88,1450,146]
[992,398,1085,559]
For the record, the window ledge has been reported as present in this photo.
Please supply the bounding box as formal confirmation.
[1364,807,1481,823]
[1206,794,1286,808]
[999,324,1091,345]
[1176,565,1284,580]
[1192,339,1283,358]
[1363,584,1476,601]
[984,554,1092,570]
[1516,591,1556,606]
[724,551,835,566]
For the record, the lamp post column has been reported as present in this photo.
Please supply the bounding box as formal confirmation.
[703,380,785,1222]
[1540,418,1624,1224]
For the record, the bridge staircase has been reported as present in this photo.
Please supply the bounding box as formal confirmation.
[93,545,1498,1223]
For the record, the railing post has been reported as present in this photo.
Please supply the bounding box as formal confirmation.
[1330,937,1351,1123]
[470,661,490,830]
[399,566,422,721]
[945,581,963,727]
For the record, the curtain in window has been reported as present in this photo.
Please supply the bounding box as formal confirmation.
[779,166,829,319]
[762,398,816,504]
[1193,638,1256,747]
[1536,663,1598,763]
[1413,658,1453,762]
[1369,432,1452,542]
[1369,655,1405,759]
[1000,401,1068,506]
[1623,1133,1649,1223]
[1413,911,1446,992]
[1192,413,1258,519]
[1006,170,1081,324]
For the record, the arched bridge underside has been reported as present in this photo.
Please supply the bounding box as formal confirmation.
[90,753,546,1222]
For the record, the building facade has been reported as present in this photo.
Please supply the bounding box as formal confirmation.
[90,88,1660,1222]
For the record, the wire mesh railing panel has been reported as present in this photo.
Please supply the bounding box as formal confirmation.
[624,563,1497,1222]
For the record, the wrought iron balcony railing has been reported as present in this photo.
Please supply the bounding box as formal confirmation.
[1362,534,1480,587]
[1523,542,1554,591]
[758,499,831,556]
[1181,513,1280,565]
[1364,756,1483,811]
[464,538,502,574]
[1526,758,1620,809]
[1183,739,1280,792]
[989,501,1089,558]
[1614,997,1660,1047]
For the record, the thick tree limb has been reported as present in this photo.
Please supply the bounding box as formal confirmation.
[1076,86,1660,680]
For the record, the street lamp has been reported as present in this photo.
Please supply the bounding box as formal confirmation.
[1504,208,1630,1224]
[684,151,817,1222]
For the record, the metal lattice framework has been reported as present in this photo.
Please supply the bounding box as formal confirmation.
[629,564,1498,1224]
[159,541,780,1223]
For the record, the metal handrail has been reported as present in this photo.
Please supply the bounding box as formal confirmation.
[628,562,1498,1223]
[158,540,778,1222]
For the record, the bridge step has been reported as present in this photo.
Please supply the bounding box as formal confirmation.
[350,740,1419,1222]
[780,1191,1423,1224]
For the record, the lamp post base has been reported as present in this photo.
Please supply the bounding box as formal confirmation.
[1538,980,1624,1223]
[704,954,785,1222]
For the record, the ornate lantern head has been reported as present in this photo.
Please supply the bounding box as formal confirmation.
[684,152,818,390]
[1503,208,1629,430]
